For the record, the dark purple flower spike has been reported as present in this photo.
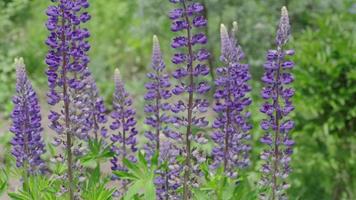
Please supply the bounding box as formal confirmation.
[110,69,138,194]
[168,0,210,198]
[45,0,92,198]
[10,58,46,175]
[259,7,295,200]
[211,23,252,177]
[144,35,172,158]
[144,35,181,199]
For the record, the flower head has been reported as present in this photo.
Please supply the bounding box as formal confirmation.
[10,58,46,173]
[110,68,138,173]
[211,23,252,176]
[259,7,295,199]
[168,0,210,197]
[45,0,92,141]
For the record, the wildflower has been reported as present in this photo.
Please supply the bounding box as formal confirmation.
[211,23,252,176]
[168,0,210,198]
[259,7,295,200]
[110,69,138,193]
[10,58,46,174]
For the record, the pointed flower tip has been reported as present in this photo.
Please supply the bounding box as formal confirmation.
[220,24,227,33]
[281,6,288,17]
[152,35,160,51]
[15,57,26,79]
[220,23,231,58]
[153,35,159,44]
[232,21,238,32]
[14,57,25,68]
[114,68,121,80]
[220,24,229,40]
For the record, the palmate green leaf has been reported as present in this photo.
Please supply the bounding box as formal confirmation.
[194,164,240,200]
[8,175,59,200]
[124,180,144,200]
[81,165,115,200]
[113,171,138,181]
[80,139,115,167]
[118,151,157,200]
[81,182,115,200]
[123,158,142,177]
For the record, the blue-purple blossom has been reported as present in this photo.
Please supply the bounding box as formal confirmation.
[144,35,172,156]
[259,7,295,200]
[45,0,92,141]
[10,58,46,174]
[144,35,181,199]
[110,69,138,192]
[45,0,92,198]
[168,0,210,198]
[211,23,252,177]
[80,69,108,140]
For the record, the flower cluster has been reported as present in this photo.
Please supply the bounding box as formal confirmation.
[259,7,295,200]
[211,23,252,176]
[46,0,92,137]
[45,0,92,198]
[82,69,108,140]
[144,35,182,199]
[10,58,46,174]
[110,69,138,179]
[168,0,210,198]
[144,35,172,158]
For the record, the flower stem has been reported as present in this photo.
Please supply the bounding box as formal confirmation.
[182,1,194,199]
[61,10,74,200]
[272,47,282,200]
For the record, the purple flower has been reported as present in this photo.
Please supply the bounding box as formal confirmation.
[259,7,295,199]
[168,0,210,198]
[79,69,108,140]
[10,58,46,174]
[211,23,252,176]
[110,69,138,191]
[144,36,181,199]
[45,0,92,198]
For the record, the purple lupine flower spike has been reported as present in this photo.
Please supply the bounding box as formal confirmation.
[144,35,181,199]
[168,0,210,198]
[81,69,108,140]
[259,7,295,200]
[144,35,172,157]
[110,68,138,194]
[211,23,252,177]
[10,58,46,174]
[45,0,92,198]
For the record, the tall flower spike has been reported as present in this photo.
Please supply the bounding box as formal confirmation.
[81,69,108,140]
[10,58,46,174]
[168,0,210,199]
[110,68,138,195]
[144,35,181,199]
[45,0,92,199]
[259,7,295,200]
[211,24,252,177]
[144,35,172,156]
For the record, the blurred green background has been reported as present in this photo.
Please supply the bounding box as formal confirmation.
[0,0,355,199]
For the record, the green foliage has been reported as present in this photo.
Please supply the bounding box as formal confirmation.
[0,168,8,196]
[81,165,115,200]
[193,164,257,200]
[193,164,236,200]
[80,139,115,168]
[114,151,158,200]
[290,11,356,200]
[8,175,60,200]
[0,0,32,115]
